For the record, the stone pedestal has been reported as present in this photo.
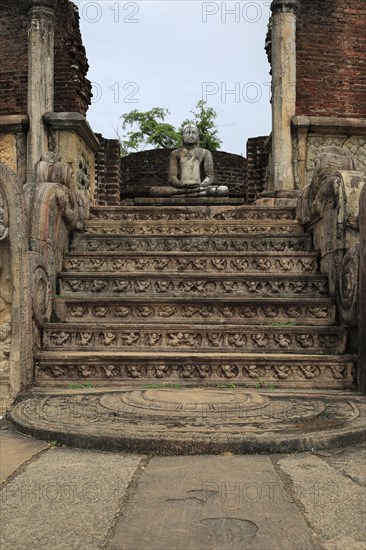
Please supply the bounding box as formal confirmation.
[270,0,299,194]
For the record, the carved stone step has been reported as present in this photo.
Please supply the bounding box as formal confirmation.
[43,323,346,354]
[71,234,313,253]
[35,351,355,390]
[63,251,319,275]
[83,220,303,236]
[58,273,329,298]
[55,297,336,325]
[89,205,297,222]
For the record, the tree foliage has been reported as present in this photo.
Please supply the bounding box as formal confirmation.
[119,101,222,156]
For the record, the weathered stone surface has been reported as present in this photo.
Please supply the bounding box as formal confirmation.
[0,423,49,483]
[316,443,366,487]
[9,389,366,454]
[108,455,316,550]
[1,427,365,550]
[55,297,336,325]
[0,164,33,401]
[41,201,356,391]
[277,454,366,550]
[88,205,297,222]
[35,352,355,389]
[359,183,366,392]
[58,272,329,298]
[83,220,303,236]
[291,123,366,189]
[0,448,142,550]
[71,233,313,253]
[0,134,17,172]
[62,251,319,275]
[297,157,364,316]
[42,323,347,354]
[270,0,298,192]
[43,113,97,199]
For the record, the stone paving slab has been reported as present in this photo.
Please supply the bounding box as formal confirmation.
[277,452,366,550]
[0,422,365,550]
[0,448,143,550]
[316,443,366,486]
[0,424,49,483]
[8,388,366,454]
[106,455,318,550]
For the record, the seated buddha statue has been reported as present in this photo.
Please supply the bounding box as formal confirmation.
[150,124,229,197]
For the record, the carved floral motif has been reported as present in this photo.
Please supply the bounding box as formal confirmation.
[60,276,329,297]
[37,360,354,385]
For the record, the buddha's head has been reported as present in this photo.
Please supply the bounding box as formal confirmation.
[182,124,199,146]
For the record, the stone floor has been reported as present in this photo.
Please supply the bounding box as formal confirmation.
[0,418,365,550]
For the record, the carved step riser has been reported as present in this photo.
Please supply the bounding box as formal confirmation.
[71,236,313,254]
[82,223,303,237]
[35,357,354,389]
[43,327,346,354]
[58,275,329,298]
[56,300,336,325]
[89,206,296,222]
[62,254,319,275]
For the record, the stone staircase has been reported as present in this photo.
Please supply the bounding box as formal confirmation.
[36,203,356,389]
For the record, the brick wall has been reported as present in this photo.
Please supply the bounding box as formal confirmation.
[0,1,29,114]
[94,135,121,205]
[119,149,247,199]
[0,0,91,116]
[296,0,366,118]
[245,137,270,204]
[54,0,92,115]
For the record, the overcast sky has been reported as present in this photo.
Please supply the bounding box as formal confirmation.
[77,1,272,155]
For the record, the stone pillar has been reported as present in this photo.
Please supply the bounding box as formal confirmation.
[26,0,56,183]
[270,0,299,194]
[359,184,366,393]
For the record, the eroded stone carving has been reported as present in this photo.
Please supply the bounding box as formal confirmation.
[59,274,329,298]
[338,244,360,326]
[0,189,11,376]
[31,256,52,326]
[306,136,366,187]
[89,207,296,222]
[309,147,354,205]
[35,152,89,231]
[36,359,354,387]
[297,148,365,331]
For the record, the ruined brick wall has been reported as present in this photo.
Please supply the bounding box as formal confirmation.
[0,0,91,115]
[94,135,121,205]
[245,137,270,204]
[120,149,247,199]
[0,1,29,114]
[54,0,92,115]
[296,0,366,118]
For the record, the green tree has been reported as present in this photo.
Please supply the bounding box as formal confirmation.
[119,101,222,156]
